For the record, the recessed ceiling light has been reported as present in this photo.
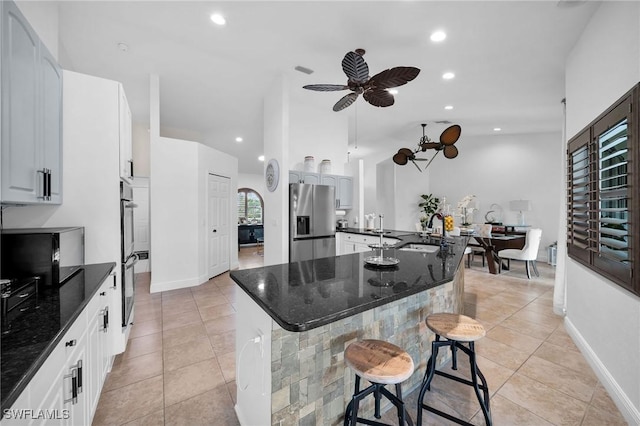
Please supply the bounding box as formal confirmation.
[258,155,265,162]
[387,89,398,95]
[117,42,129,52]
[235,137,243,142]
[444,105,454,110]
[210,13,226,26]
[430,31,446,42]
[442,72,455,80]
[494,127,502,132]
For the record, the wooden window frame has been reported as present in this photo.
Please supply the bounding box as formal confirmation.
[567,83,639,296]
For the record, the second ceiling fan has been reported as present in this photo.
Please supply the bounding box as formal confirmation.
[392,123,462,172]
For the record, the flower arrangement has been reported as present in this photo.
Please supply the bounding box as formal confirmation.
[457,194,476,226]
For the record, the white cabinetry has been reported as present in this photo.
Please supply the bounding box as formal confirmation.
[1,0,62,204]
[119,87,133,181]
[321,174,353,209]
[6,272,115,426]
[337,232,398,255]
[288,170,320,185]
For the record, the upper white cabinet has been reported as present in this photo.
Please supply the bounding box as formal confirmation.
[321,174,353,209]
[1,0,62,204]
[119,86,133,181]
[289,170,320,185]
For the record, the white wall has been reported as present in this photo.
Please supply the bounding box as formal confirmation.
[289,101,349,175]
[132,123,150,177]
[238,173,265,195]
[564,2,640,423]
[149,136,239,292]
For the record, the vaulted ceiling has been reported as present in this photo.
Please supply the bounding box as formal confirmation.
[55,1,599,174]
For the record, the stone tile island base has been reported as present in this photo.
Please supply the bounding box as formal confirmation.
[235,266,464,426]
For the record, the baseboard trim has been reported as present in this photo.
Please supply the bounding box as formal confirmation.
[150,276,201,293]
[564,317,640,424]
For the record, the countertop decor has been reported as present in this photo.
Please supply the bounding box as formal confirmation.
[1,262,116,412]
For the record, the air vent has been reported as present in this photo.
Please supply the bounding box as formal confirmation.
[435,120,452,124]
[294,66,314,75]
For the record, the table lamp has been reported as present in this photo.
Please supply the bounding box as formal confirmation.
[509,200,531,226]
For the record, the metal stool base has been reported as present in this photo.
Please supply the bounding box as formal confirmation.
[417,338,492,426]
[344,376,413,426]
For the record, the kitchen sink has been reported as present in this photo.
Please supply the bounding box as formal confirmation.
[398,243,440,253]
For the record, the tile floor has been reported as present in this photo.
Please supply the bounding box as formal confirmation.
[93,248,628,425]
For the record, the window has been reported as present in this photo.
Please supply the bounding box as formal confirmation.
[237,188,263,224]
[566,84,638,296]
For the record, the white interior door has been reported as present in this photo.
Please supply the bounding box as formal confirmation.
[208,174,230,278]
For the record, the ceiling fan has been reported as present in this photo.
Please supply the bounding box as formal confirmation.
[392,123,462,172]
[303,49,420,112]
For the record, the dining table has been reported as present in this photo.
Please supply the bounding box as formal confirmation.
[470,233,526,274]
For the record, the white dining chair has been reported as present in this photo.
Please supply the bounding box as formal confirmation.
[450,227,473,267]
[497,228,542,279]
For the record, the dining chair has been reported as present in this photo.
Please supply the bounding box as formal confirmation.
[467,224,491,266]
[450,227,473,267]
[497,228,542,279]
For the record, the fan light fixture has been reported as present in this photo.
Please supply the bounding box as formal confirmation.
[303,49,420,112]
[392,123,462,172]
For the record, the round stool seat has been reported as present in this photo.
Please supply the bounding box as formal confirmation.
[426,313,485,342]
[344,339,414,385]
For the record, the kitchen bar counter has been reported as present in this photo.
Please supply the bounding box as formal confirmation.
[231,233,466,332]
[231,232,466,425]
[0,262,116,412]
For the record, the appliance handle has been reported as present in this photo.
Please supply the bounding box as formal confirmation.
[125,253,139,270]
[123,202,138,209]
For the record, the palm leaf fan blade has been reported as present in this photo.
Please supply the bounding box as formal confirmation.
[341,51,369,83]
[333,92,359,112]
[363,89,394,107]
[393,152,408,165]
[440,125,462,146]
[303,84,349,92]
[369,67,421,89]
[444,145,459,159]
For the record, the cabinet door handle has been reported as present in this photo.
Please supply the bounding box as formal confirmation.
[212,229,217,233]
[64,368,78,404]
[100,291,106,296]
[77,360,83,393]
[37,169,47,199]
[103,306,109,332]
[65,339,76,347]
[129,160,134,177]
[46,169,52,199]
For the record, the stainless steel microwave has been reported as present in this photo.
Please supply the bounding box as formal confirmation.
[1,227,85,286]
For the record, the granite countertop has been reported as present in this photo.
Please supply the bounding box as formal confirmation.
[230,232,467,332]
[337,227,417,239]
[1,262,116,412]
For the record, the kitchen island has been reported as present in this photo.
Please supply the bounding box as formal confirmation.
[230,233,467,425]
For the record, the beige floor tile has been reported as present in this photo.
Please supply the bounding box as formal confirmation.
[209,329,236,355]
[164,358,226,407]
[487,292,537,309]
[162,309,203,332]
[204,313,236,336]
[440,354,514,397]
[546,325,580,352]
[104,351,163,391]
[163,337,215,371]
[93,376,164,425]
[509,308,563,329]
[161,299,199,318]
[122,410,165,426]
[499,316,556,340]
[498,373,587,425]
[226,381,237,404]
[165,384,240,426]
[193,292,229,310]
[589,383,622,414]
[217,351,236,383]
[533,342,597,379]
[518,355,597,402]
[134,300,162,322]
[129,317,163,339]
[474,336,532,370]
[470,393,553,425]
[581,404,628,425]
[122,332,163,360]
[161,287,193,299]
[199,303,236,322]
[485,325,543,354]
[163,322,208,349]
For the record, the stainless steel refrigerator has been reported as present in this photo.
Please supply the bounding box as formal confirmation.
[289,183,336,262]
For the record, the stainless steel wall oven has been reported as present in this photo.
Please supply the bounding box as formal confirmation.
[120,181,138,326]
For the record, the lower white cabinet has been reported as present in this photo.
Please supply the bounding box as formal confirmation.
[337,232,398,255]
[5,272,115,425]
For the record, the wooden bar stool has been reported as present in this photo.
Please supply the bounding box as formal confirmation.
[344,339,414,426]
[417,313,492,426]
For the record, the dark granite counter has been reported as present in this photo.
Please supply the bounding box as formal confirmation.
[0,262,116,412]
[230,232,467,332]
